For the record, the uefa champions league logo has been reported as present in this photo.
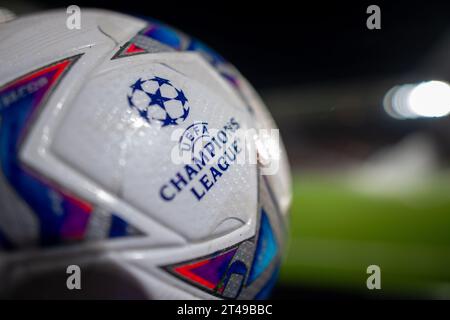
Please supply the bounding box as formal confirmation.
[127,76,190,126]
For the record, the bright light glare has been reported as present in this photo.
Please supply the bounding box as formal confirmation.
[408,81,450,117]
[384,80,450,119]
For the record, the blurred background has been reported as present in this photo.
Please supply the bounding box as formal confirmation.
[2,0,450,299]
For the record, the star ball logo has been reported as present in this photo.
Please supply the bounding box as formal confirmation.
[127,76,189,126]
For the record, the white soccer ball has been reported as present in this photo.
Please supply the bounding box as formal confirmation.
[0,9,291,299]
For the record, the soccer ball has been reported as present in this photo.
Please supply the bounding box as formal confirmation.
[0,9,291,299]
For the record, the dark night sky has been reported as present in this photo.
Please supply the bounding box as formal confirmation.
[29,0,450,89]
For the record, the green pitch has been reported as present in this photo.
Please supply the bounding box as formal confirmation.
[279,172,450,297]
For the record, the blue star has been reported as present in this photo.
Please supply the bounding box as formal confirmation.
[174,88,188,106]
[130,78,145,93]
[161,114,177,127]
[149,76,171,87]
[127,95,134,107]
[180,106,189,120]
[147,88,170,109]
[138,109,150,122]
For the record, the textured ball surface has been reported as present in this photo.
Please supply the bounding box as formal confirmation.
[0,9,291,299]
